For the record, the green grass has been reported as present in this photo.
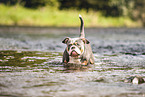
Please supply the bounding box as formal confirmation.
[0,4,141,27]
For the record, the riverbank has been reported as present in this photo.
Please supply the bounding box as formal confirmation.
[0,4,142,27]
[0,26,144,34]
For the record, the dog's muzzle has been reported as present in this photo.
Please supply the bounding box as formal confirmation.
[70,50,80,57]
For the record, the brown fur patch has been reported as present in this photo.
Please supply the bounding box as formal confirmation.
[82,60,88,65]
[90,59,94,64]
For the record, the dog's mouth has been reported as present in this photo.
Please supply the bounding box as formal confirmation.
[70,50,80,57]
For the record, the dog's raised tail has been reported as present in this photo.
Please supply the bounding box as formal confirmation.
[79,14,85,38]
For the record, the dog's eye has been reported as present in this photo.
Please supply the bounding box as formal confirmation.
[68,44,72,47]
[75,42,79,46]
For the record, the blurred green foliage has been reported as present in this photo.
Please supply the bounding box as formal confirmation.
[0,4,138,27]
[23,0,59,8]
[127,0,145,27]
[0,0,59,8]
[0,0,145,27]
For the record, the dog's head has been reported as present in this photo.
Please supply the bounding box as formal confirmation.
[62,37,90,57]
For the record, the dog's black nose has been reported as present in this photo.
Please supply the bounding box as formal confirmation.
[71,47,75,49]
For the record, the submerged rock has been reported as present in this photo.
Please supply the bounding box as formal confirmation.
[132,76,145,84]
[124,76,145,84]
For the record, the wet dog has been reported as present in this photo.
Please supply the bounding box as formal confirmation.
[62,15,94,65]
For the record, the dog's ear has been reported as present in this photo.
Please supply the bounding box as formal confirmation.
[81,38,90,44]
[62,37,70,44]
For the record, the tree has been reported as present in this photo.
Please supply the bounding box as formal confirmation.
[128,0,145,27]
[0,0,59,9]
[0,0,20,5]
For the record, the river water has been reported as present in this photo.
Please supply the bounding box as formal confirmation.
[0,27,145,97]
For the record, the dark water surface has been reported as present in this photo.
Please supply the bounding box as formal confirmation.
[0,27,145,97]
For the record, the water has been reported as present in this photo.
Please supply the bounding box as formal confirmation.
[0,27,145,96]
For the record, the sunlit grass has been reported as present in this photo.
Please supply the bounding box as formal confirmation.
[0,4,141,27]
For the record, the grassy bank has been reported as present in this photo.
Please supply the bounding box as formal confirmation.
[0,4,141,27]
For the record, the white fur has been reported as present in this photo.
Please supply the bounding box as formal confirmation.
[67,38,84,56]
[68,45,82,55]
[69,56,81,64]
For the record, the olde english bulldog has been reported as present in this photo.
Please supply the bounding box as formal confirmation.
[62,15,94,65]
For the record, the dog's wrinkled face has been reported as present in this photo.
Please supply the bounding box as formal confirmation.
[62,37,90,57]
